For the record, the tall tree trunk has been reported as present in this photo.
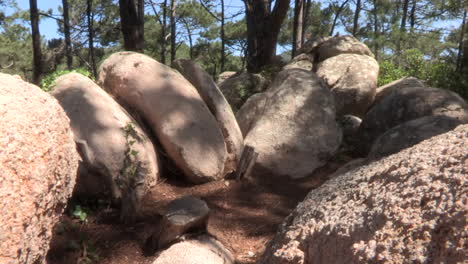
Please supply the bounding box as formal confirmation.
[220,0,225,72]
[161,0,167,64]
[372,0,379,60]
[119,0,145,52]
[396,0,409,58]
[87,0,97,78]
[302,0,311,41]
[170,0,177,62]
[352,0,361,36]
[62,0,72,69]
[29,0,42,84]
[244,0,291,73]
[292,0,304,57]
[457,8,467,73]
[409,0,416,32]
[329,0,350,36]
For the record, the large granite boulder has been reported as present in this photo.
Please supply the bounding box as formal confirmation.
[51,72,160,223]
[261,124,467,264]
[98,52,227,184]
[172,59,243,174]
[153,235,234,264]
[316,54,379,116]
[316,35,374,62]
[368,115,462,160]
[219,72,268,110]
[299,35,374,63]
[235,92,268,137]
[244,69,342,179]
[0,73,79,264]
[375,76,426,103]
[358,86,468,154]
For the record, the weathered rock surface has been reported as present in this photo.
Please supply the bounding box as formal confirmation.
[261,124,468,264]
[375,76,426,103]
[0,73,79,264]
[368,115,462,159]
[316,35,374,62]
[317,54,379,116]
[219,72,269,110]
[245,69,342,179]
[51,72,159,223]
[300,35,374,63]
[283,53,314,71]
[358,86,468,154]
[153,235,234,264]
[98,52,227,184]
[236,92,268,137]
[146,196,210,252]
[217,71,236,85]
[172,59,243,174]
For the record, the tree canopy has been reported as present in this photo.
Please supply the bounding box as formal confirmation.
[0,0,466,97]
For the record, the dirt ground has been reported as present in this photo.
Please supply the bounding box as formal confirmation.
[46,161,347,264]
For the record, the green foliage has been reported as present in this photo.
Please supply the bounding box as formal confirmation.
[378,48,468,100]
[71,205,88,223]
[40,68,92,91]
[119,122,145,190]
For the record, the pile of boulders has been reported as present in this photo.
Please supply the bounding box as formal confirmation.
[1,34,466,264]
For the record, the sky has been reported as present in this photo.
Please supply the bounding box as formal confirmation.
[5,0,246,40]
[3,0,463,42]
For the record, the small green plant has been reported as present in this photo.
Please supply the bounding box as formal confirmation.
[71,205,88,223]
[40,68,93,92]
[118,122,145,190]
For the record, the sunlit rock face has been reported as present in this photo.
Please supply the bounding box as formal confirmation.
[244,69,342,179]
[261,124,468,264]
[98,52,227,184]
[51,72,160,224]
[0,73,79,264]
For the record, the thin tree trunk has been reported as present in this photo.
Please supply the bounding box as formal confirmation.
[456,8,467,72]
[161,0,167,64]
[396,0,409,58]
[409,0,416,32]
[372,0,379,60]
[29,0,42,84]
[329,0,350,36]
[292,0,304,57]
[220,0,225,72]
[62,0,72,69]
[302,0,311,41]
[119,0,145,52]
[244,0,290,73]
[352,0,361,36]
[87,0,97,78]
[170,0,177,62]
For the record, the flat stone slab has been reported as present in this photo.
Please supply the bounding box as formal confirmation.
[146,196,210,252]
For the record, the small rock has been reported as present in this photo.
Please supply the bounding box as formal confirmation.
[152,235,234,264]
[146,196,210,252]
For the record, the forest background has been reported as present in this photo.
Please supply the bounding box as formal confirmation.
[0,0,466,99]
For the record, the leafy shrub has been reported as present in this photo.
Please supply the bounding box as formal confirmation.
[40,68,93,92]
[378,48,468,100]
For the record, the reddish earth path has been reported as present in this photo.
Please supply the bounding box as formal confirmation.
[47,161,345,264]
